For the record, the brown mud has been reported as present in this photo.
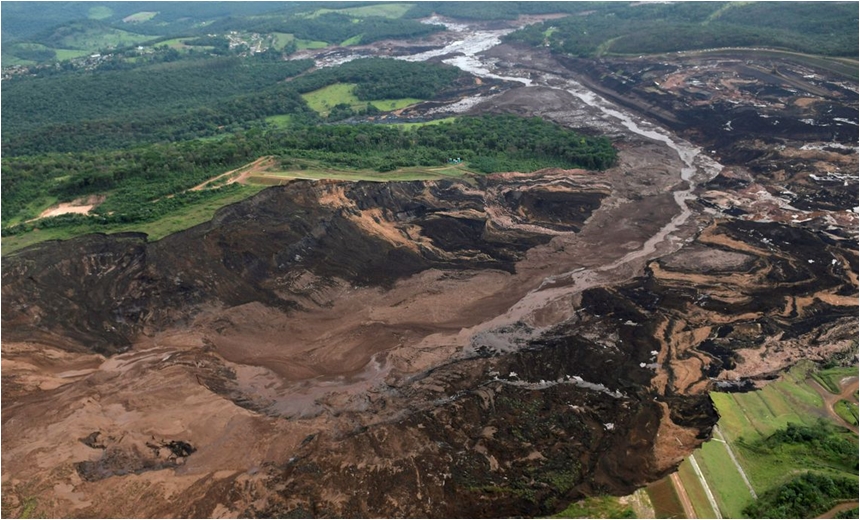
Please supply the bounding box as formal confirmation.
[2,22,858,519]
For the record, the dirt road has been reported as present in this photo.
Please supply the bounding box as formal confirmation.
[817,501,859,519]
[190,156,275,191]
[670,472,697,519]
[809,375,859,433]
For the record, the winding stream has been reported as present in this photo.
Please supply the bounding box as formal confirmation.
[394,20,724,333]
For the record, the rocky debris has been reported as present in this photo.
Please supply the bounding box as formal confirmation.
[75,433,196,482]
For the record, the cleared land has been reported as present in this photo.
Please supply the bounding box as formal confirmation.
[304,3,414,19]
[301,83,422,116]
[122,11,159,23]
[246,163,473,185]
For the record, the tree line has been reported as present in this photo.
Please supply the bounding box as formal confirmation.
[505,2,858,57]
[3,115,617,235]
[3,57,467,156]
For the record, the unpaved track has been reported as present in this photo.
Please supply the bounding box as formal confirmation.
[190,156,275,191]
[670,472,697,519]
[817,501,859,519]
[809,376,859,433]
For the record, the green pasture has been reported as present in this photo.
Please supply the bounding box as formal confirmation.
[813,366,857,394]
[58,27,152,51]
[834,400,859,426]
[301,83,422,116]
[123,11,158,23]
[87,6,113,19]
[676,458,718,519]
[682,360,859,518]
[54,49,92,60]
[306,3,414,19]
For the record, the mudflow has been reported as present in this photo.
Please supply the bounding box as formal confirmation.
[3,20,858,519]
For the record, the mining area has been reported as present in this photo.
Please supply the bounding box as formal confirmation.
[2,17,858,518]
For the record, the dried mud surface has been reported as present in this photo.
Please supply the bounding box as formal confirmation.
[2,24,858,519]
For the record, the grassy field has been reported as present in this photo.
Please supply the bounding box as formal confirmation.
[87,6,113,19]
[306,3,414,19]
[2,186,265,254]
[122,11,158,23]
[54,49,92,60]
[247,162,473,185]
[678,360,859,518]
[296,39,328,50]
[301,83,422,116]
[834,400,859,426]
[676,459,718,519]
[0,55,35,66]
[813,366,858,394]
[340,35,363,46]
[58,27,152,51]
[693,440,754,518]
[265,114,293,128]
[271,32,295,50]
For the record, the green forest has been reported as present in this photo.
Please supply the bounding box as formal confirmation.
[1,58,467,155]
[9,1,854,253]
[2,0,625,254]
[505,2,859,57]
[2,115,616,242]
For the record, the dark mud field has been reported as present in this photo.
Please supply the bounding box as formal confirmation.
[2,20,857,519]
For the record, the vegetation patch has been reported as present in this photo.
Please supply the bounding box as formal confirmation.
[694,440,753,518]
[692,361,859,518]
[35,19,153,52]
[327,3,415,20]
[677,458,718,519]
[834,400,859,427]
[813,366,857,394]
[340,35,363,46]
[385,117,459,129]
[265,114,293,128]
[301,83,421,118]
[2,114,616,251]
[2,184,265,255]
[122,11,159,23]
[87,6,113,20]
[506,2,859,57]
[743,472,859,518]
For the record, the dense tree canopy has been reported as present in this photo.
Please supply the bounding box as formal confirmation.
[3,115,617,235]
[505,2,859,57]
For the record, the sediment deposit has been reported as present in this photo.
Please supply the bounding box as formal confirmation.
[2,17,857,519]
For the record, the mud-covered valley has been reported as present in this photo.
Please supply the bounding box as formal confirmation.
[2,16,858,518]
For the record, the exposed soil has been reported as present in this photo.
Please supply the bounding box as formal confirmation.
[2,21,857,519]
[809,376,859,433]
[190,156,276,191]
[33,195,106,221]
